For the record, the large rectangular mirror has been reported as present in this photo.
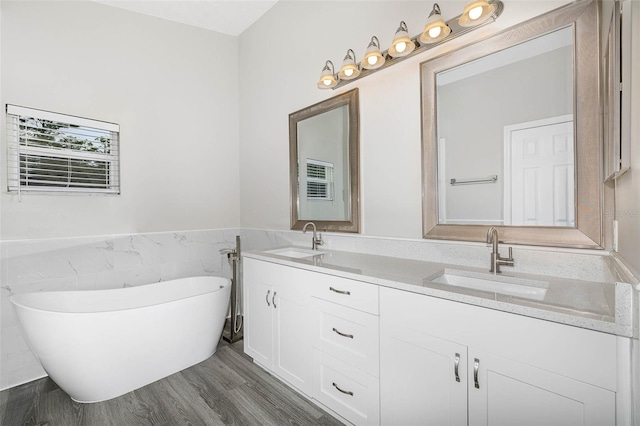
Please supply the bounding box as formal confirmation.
[289,89,360,232]
[422,0,601,248]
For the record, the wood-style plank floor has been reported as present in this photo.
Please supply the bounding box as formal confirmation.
[0,340,343,425]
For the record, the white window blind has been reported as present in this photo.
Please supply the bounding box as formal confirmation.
[6,105,120,194]
[306,159,334,201]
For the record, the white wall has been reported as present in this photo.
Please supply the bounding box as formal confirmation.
[238,0,571,238]
[616,0,640,275]
[0,1,241,241]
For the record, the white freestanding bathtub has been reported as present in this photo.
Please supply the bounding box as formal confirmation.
[11,276,231,403]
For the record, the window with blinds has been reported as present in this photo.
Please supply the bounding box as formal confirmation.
[306,159,333,201]
[6,105,120,194]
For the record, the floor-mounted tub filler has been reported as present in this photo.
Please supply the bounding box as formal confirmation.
[11,276,231,403]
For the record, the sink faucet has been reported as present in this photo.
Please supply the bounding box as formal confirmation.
[486,227,514,274]
[302,222,324,250]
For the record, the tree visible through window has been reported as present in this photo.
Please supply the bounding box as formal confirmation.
[6,105,120,194]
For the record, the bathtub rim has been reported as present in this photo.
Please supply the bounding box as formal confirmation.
[10,275,231,315]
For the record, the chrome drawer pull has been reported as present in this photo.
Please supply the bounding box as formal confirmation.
[266,290,271,307]
[454,353,460,383]
[474,358,480,389]
[329,287,351,295]
[332,382,354,396]
[272,291,277,308]
[332,327,354,339]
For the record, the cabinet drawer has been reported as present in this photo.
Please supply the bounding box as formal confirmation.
[313,350,380,426]
[310,273,379,314]
[312,298,380,377]
[244,258,319,298]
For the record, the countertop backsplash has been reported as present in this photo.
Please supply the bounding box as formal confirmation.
[239,228,618,283]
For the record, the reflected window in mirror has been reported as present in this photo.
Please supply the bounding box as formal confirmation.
[305,159,335,202]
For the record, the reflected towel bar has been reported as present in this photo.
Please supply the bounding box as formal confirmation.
[450,175,498,185]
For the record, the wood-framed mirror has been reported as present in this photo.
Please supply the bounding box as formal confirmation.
[289,88,360,233]
[421,0,602,248]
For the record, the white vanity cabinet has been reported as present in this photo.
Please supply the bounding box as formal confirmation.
[243,258,316,396]
[310,276,380,426]
[244,254,625,426]
[380,287,618,426]
[243,256,381,425]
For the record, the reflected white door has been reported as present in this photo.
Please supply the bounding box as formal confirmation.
[504,116,574,226]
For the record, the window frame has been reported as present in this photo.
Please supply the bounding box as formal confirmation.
[305,158,334,201]
[6,105,120,195]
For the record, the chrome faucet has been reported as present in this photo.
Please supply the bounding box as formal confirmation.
[302,222,324,250]
[486,227,514,274]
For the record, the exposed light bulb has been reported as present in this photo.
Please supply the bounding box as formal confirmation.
[367,56,378,66]
[395,41,407,53]
[317,60,337,89]
[469,5,483,20]
[344,68,354,77]
[428,26,442,38]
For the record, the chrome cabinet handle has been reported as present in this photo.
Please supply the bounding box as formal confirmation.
[332,327,354,339]
[329,287,351,295]
[266,290,271,307]
[272,291,277,308]
[474,358,480,389]
[332,382,354,396]
[454,353,460,383]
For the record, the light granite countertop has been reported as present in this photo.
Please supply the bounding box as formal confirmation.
[243,247,636,338]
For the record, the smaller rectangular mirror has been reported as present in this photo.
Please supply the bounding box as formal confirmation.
[289,89,360,232]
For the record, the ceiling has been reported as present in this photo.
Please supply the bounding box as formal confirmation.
[94,0,278,36]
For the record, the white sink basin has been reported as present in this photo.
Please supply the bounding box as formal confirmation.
[430,269,548,301]
[265,247,326,258]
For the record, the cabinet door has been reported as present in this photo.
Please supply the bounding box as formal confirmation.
[243,278,273,368]
[380,324,468,426]
[272,285,313,396]
[468,349,616,426]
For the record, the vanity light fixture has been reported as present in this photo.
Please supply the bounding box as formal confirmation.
[420,4,451,44]
[317,60,338,89]
[317,0,503,90]
[389,21,416,58]
[338,49,361,80]
[362,36,386,70]
[459,0,496,27]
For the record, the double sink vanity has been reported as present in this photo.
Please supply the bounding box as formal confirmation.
[269,0,637,423]
[242,244,636,426]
